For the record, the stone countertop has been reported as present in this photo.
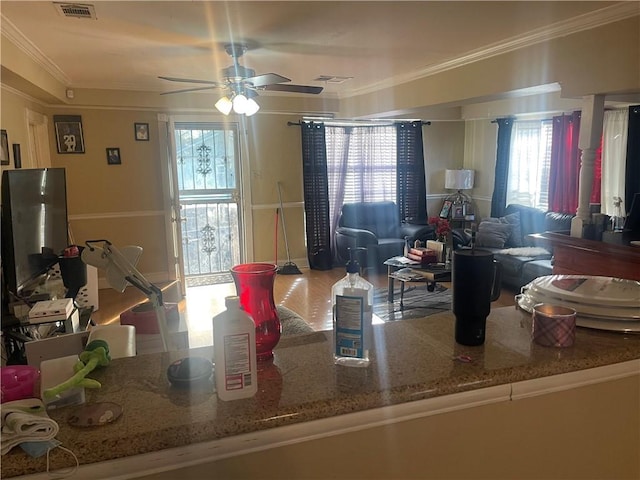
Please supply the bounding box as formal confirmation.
[3,306,640,477]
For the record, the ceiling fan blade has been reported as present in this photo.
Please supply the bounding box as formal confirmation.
[245,73,291,87]
[158,76,224,87]
[263,84,323,94]
[161,86,220,95]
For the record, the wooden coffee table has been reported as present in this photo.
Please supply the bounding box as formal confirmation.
[384,256,452,309]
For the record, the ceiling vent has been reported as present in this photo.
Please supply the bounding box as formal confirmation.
[53,3,97,19]
[313,75,353,84]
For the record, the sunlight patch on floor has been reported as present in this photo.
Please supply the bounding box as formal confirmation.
[184,282,235,348]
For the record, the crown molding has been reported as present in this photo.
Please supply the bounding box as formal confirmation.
[345,2,640,99]
[1,14,70,86]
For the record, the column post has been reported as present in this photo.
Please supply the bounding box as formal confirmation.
[571,94,605,238]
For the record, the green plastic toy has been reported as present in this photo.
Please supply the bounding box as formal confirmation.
[43,339,111,399]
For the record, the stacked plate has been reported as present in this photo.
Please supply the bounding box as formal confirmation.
[517,275,640,333]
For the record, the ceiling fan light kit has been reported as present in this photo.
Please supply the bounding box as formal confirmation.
[214,93,260,116]
[160,42,322,116]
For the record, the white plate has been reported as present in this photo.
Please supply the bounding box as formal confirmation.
[517,289,640,320]
[523,275,640,309]
[516,294,640,333]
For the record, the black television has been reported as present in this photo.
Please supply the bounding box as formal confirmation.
[1,168,69,300]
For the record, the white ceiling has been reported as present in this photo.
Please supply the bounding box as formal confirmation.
[0,1,632,101]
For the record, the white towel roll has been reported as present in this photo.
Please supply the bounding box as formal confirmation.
[1,398,59,455]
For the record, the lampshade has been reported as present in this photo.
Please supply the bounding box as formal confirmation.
[445,169,475,190]
[232,94,249,114]
[215,96,233,115]
[244,97,260,116]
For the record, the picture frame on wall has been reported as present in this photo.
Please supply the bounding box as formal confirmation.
[134,123,149,141]
[0,130,9,165]
[106,147,121,165]
[54,115,85,154]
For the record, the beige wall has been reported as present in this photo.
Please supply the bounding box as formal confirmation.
[340,17,640,119]
[0,87,49,164]
[424,121,466,219]
[241,113,309,263]
[136,374,640,480]
[51,108,167,277]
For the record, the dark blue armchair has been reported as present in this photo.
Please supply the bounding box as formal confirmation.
[335,201,435,269]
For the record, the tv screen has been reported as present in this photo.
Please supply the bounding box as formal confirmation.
[1,168,69,298]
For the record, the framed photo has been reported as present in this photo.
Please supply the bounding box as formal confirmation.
[134,123,149,141]
[439,200,452,219]
[106,147,121,165]
[0,130,9,165]
[54,115,85,154]
[452,205,465,219]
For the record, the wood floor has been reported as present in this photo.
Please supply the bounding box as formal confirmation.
[91,267,518,349]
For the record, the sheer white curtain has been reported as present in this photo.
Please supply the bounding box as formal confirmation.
[506,120,553,209]
[601,109,628,216]
[326,125,397,237]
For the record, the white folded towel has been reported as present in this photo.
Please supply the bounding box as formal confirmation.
[1,398,59,455]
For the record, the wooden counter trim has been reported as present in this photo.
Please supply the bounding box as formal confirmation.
[14,360,640,480]
[529,232,640,280]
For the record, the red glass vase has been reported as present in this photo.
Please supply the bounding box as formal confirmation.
[230,263,281,362]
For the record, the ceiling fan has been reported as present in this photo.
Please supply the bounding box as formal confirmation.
[159,43,323,115]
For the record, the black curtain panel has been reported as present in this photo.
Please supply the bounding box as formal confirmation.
[396,121,428,224]
[625,105,640,211]
[300,122,333,270]
[490,117,515,217]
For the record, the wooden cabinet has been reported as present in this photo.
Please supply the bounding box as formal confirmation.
[530,232,640,281]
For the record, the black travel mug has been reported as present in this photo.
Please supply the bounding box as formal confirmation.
[452,249,502,346]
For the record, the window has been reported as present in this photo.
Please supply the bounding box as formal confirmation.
[173,123,241,279]
[506,119,553,210]
[325,125,397,223]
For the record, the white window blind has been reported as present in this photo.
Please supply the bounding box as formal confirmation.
[326,125,397,222]
[506,119,553,210]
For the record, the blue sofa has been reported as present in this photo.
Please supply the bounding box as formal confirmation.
[455,204,575,290]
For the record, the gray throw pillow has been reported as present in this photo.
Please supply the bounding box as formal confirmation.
[500,212,523,247]
[476,221,512,248]
[482,212,523,247]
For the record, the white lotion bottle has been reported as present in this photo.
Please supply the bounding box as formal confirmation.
[332,249,374,367]
[213,296,258,400]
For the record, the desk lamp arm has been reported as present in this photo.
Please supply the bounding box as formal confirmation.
[83,240,170,352]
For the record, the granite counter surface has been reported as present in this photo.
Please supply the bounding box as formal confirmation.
[3,306,640,477]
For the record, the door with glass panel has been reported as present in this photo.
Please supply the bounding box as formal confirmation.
[173,122,242,286]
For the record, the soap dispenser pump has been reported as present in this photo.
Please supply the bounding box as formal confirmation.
[331,247,374,367]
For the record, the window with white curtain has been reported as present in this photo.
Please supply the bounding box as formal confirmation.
[325,125,397,225]
[506,119,553,210]
[601,109,628,216]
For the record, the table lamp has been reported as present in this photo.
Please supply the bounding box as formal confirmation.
[445,169,475,219]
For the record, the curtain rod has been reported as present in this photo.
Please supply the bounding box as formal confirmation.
[287,120,431,126]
